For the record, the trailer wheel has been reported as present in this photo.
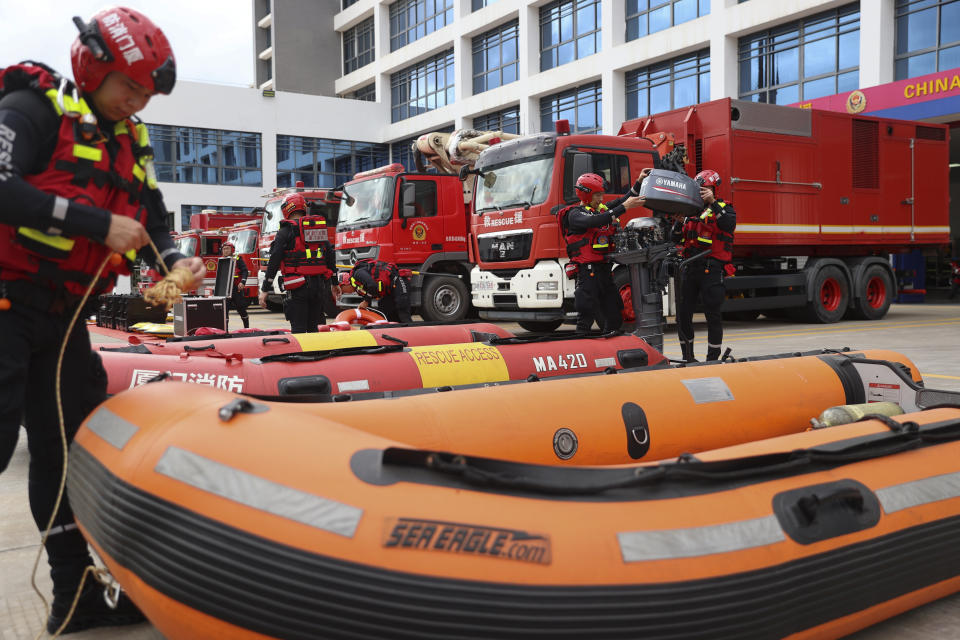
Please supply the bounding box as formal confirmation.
[518,320,563,333]
[849,264,893,321]
[802,265,849,323]
[420,276,469,322]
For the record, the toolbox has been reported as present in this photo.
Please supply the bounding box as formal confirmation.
[173,296,227,336]
[96,294,167,330]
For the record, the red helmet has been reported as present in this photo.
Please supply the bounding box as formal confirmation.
[71,7,176,95]
[221,242,235,254]
[574,173,605,204]
[695,170,722,189]
[280,193,307,218]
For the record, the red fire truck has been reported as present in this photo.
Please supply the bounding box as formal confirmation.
[224,217,263,300]
[470,98,950,331]
[258,184,341,312]
[336,130,517,321]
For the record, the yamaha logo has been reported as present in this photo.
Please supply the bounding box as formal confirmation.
[655,177,687,190]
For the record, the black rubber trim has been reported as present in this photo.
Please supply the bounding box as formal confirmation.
[98,344,152,354]
[69,444,960,640]
[818,355,866,404]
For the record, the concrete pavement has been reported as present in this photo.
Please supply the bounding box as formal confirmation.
[1,302,959,639]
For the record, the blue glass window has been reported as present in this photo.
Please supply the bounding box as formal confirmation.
[342,0,359,8]
[276,136,389,189]
[147,124,262,187]
[473,106,521,134]
[472,20,519,94]
[895,0,960,80]
[343,17,375,74]
[391,50,455,122]
[539,81,602,134]
[343,84,376,101]
[390,0,454,52]
[472,0,499,9]
[738,3,859,104]
[540,0,601,72]
[626,49,710,119]
[626,0,710,42]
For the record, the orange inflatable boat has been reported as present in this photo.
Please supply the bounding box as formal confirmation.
[69,380,960,639]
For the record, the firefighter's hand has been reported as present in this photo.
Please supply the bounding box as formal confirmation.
[700,187,715,205]
[258,291,269,308]
[358,299,370,310]
[630,168,652,195]
[105,214,149,253]
[332,284,342,299]
[171,257,205,290]
[623,195,646,209]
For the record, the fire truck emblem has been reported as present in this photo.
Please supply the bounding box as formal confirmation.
[411,222,428,242]
[205,259,217,272]
[846,90,866,114]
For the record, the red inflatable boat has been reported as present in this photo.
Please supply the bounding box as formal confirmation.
[100,332,666,398]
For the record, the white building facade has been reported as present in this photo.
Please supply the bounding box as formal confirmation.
[142,0,959,244]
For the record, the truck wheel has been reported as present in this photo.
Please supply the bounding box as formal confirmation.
[518,320,563,333]
[849,264,893,321]
[420,276,469,322]
[802,265,849,323]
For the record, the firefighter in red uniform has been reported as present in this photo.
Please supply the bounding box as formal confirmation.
[221,242,250,329]
[338,259,413,323]
[558,172,646,332]
[674,169,737,362]
[259,193,337,332]
[0,7,204,634]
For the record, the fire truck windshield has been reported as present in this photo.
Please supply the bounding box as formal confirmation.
[338,176,394,230]
[474,156,554,214]
[176,236,197,256]
[228,229,258,254]
[263,201,283,235]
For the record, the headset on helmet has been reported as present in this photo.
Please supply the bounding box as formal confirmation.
[280,193,307,219]
[695,170,722,189]
[71,7,176,95]
[574,173,605,204]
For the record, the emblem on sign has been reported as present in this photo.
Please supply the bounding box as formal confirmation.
[846,90,866,114]
[411,222,428,242]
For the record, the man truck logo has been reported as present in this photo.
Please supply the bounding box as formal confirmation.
[383,517,552,565]
[846,90,867,114]
[411,222,428,242]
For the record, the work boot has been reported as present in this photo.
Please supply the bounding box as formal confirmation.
[706,346,722,361]
[46,578,145,635]
[680,341,697,363]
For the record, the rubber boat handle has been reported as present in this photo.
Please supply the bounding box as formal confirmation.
[183,344,215,352]
[793,487,866,526]
[262,337,291,345]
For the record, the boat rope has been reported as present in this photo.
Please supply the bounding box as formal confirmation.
[31,235,187,638]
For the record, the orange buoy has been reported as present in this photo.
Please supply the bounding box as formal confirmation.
[335,308,387,326]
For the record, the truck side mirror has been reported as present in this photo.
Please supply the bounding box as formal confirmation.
[571,153,593,181]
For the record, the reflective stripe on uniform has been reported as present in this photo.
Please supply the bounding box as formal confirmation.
[17,227,75,251]
[72,144,102,162]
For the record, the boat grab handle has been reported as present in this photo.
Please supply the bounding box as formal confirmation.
[262,337,291,345]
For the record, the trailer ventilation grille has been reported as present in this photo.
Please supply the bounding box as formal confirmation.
[695,139,703,175]
[916,126,946,141]
[852,119,879,189]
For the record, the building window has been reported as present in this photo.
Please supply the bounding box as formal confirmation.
[626,0,711,41]
[179,205,257,234]
[276,136,390,188]
[895,0,960,80]
[343,17,375,74]
[148,125,262,187]
[626,49,710,119]
[540,0,601,72]
[739,3,860,105]
[390,0,454,52]
[342,0,359,8]
[473,106,521,134]
[391,50,455,122]
[472,0,499,9]
[539,81,602,134]
[344,84,377,101]
[472,20,519,95]
[391,125,455,171]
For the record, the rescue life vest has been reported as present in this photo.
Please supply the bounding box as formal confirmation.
[280,215,333,290]
[681,201,734,263]
[557,203,617,264]
[0,62,158,297]
[350,259,404,299]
